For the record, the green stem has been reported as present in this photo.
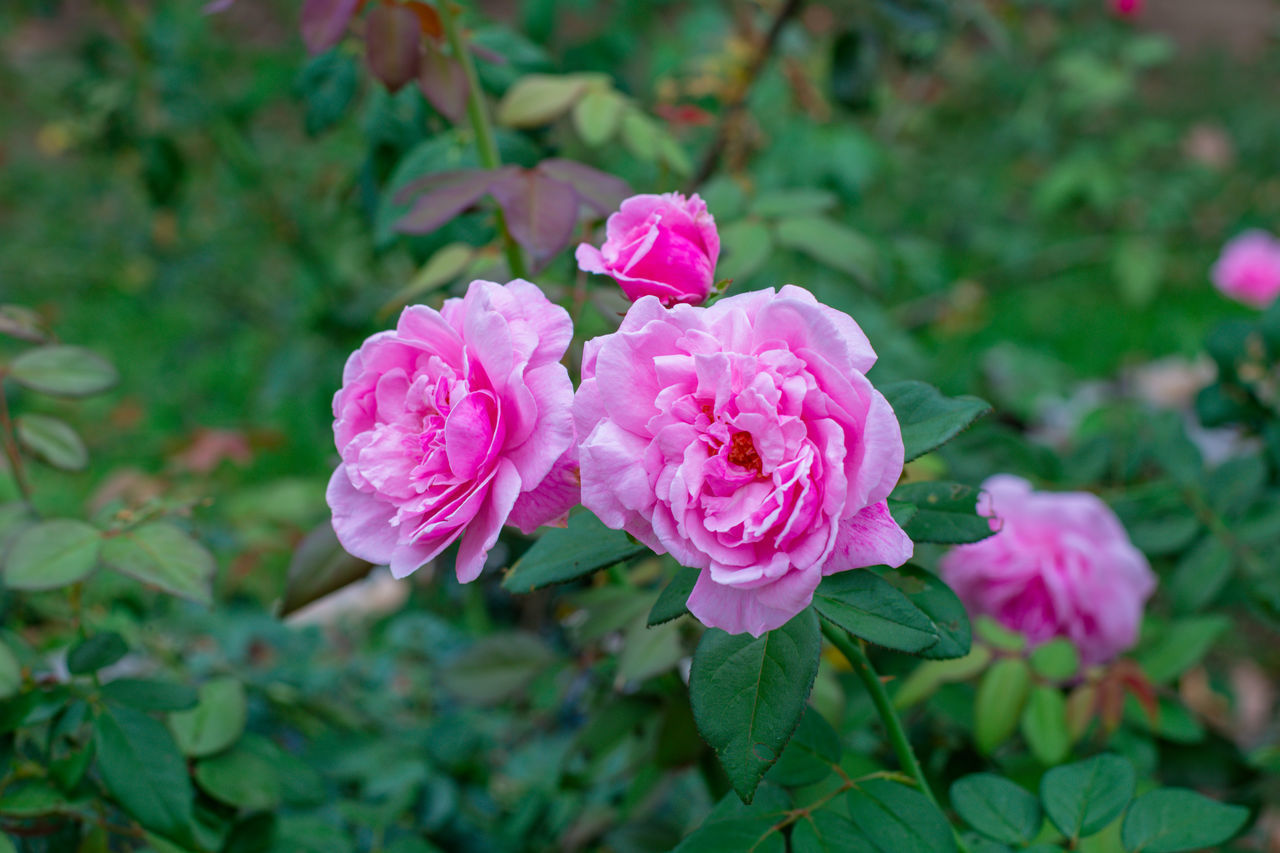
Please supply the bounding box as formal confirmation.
[820,620,937,806]
[438,0,528,280]
[0,375,33,509]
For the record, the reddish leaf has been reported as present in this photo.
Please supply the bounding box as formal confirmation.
[396,169,507,235]
[1066,683,1097,741]
[301,0,361,54]
[365,3,421,92]
[490,169,580,263]
[654,103,715,127]
[404,0,443,38]
[536,159,629,216]
[1117,660,1160,726]
[418,41,469,123]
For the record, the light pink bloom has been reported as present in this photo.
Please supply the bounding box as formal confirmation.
[576,192,720,307]
[575,285,912,636]
[940,475,1154,666]
[1108,0,1142,17]
[328,279,578,582]
[1211,230,1280,308]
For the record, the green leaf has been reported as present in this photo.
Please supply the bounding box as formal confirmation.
[1112,237,1165,308]
[673,787,790,853]
[1167,537,1233,614]
[846,779,959,852]
[951,773,1043,845]
[765,706,841,787]
[617,616,683,683]
[381,243,477,315]
[440,632,556,703]
[15,414,88,471]
[975,658,1031,754]
[101,522,216,605]
[648,566,699,626]
[195,739,283,811]
[67,632,127,675]
[1039,753,1135,841]
[620,108,660,161]
[496,73,600,127]
[95,704,195,845]
[100,679,198,712]
[502,512,646,593]
[718,221,774,283]
[893,646,991,709]
[0,780,65,817]
[168,677,247,757]
[749,189,838,219]
[1029,639,1080,681]
[893,482,995,545]
[1022,686,1071,766]
[0,640,20,700]
[888,500,917,527]
[1119,788,1248,852]
[0,832,14,853]
[298,51,358,136]
[775,216,878,284]
[572,88,624,146]
[880,381,992,463]
[690,608,821,802]
[813,570,939,654]
[1135,616,1229,684]
[279,523,374,617]
[3,519,100,590]
[881,564,971,659]
[8,345,117,397]
[792,809,877,853]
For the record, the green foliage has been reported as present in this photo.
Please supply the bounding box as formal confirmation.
[501,511,645,593]
[812,570,940,655]
[1119,788,1249,852]
[950,773,1042,846]
[1040,754,1136,841]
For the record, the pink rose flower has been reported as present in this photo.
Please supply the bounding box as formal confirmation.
[575,192,720,307]
[1211,230,1280,308]
[575,285,912,636]
[328,279,579,582]
[1108,0,1142,17]
[940,475,1155,666]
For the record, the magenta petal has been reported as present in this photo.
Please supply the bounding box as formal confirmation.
[826,502,913,575]
[455,460,521,583]
[508,450,580,534]
[686,567,822,637]
[326,466,397,565]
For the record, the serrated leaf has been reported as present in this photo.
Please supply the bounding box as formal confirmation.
[774,216,877,284]
[15,414,87,471]
[67,632,127,675]
[101,522,216,605]
[3,519,100,590]
[168,678,246,757]
[503,512,646,593]
[1119,788,1248,852]
[880,564,971,659]
[813,570,939,654]
[648,566,699,626]
[1039,753,1135,841]
[765,706,841,787]
[95,704,195,845]
[893,482,995,545]
[9,346,117,397]
[975,658,1031,754]
[880,381,991,462]
[951,773,1042,846]
[690,609,821,802]
[846,779,958,852]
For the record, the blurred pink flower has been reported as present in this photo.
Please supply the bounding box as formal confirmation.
[940,475,1154,666]
[328,280,578,583]
[1212,230,1280,308]
[575,285,911,636]
[576,192,720,307]
[1108,0,1143,18]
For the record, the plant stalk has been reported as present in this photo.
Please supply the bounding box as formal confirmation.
[0,375,33,508]
[438,0,528,280]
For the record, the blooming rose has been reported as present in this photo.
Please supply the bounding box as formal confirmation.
[575,192,720,307]
[940,475,1155,666]
[1108,0,1142,17]
[1211,230,1280,308]
[328,279,578,582]
[575,285,912,636]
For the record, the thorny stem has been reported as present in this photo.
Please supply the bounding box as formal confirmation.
[0,373,33,508]
[438,0,529,280]
[686,0,805,191]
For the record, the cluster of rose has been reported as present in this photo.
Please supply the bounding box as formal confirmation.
[325,190,1161,663]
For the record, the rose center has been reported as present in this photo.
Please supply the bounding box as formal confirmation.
[727,430,762,474]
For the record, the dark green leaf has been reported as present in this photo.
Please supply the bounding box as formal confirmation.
[168,677,247,757]
[196,740,283,811]
[1167,537,1233,614]
[792,809,877,853]
[1135,616,1228,684]
[765,706,841,787]
[298,52,358,136]
[1119,788,1248,852]
[0,780,65,817]
[880,381,992,462]
[3,519,100,590]
[881,564,971,659]
[813,570,939,654]
[101,679,198,712]
[95,704,195,845]
[8,346,117,397]
[893,482,995,545]
[15,414,88,471]
[1039,753,1135,840]
[690,609,821,802]
[888,500,918,528]
[502,512,646,593]
[279,523,374,617]
[846,779,958,852]
[950,773,1042,845]
[67,632,127,675]
[101,522,216,605]
[648,566,699,626]
[672,787,790,853]
[975,658,1031,754]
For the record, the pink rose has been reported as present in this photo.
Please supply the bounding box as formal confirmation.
[575,192,720,307]
[1211,230,1280,308]
[1108,0,1142,17]
[575,285,912,636]
[940,475,1155,666]
[328,279,578,582]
